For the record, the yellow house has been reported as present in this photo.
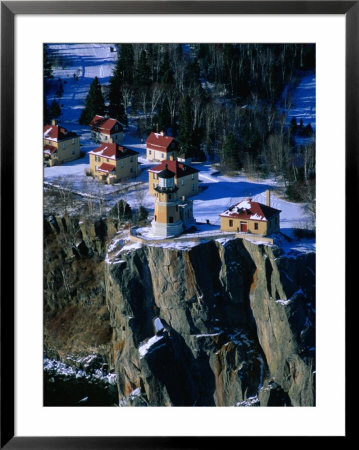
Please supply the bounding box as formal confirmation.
[146,132,178,161]
[43,120,80,166]
[90,115,124,144]
[88,141,139,184]
[220,192,281,236]
[148,159,199,198]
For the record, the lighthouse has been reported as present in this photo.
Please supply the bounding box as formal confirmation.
[151,164,183,237]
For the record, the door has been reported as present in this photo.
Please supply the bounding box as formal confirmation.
[240,221,247,232]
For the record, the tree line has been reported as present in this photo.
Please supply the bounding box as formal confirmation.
[44,43,316,212]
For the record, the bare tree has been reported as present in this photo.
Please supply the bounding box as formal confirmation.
[149,83,163,127]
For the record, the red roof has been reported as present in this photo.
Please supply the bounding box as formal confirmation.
[146,132,176,152]
[89,142,138,160]
[43,144,57,155]
[90,115,123,135]
[98,163,115,173]
[219,199,281,222]
[148,159,199,179]
[43,124,78,142]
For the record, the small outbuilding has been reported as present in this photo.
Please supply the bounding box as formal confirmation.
[219,191,281,236]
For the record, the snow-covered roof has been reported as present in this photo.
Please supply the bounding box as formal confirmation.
[146,132,176,151]
[148,159,199,178]
[220,199,281,222]
[89,142,138,160]
[43,124,78,142]
[90,115,124,135]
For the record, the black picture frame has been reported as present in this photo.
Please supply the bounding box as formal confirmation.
[1,1,354,447]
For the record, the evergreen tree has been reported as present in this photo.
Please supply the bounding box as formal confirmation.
[79,77,105,125]
[177,95,195,157]
[55,78,64,98]
[135,50,151,87]
[155,99,171,132]
[49,99,61,120]
[118,44,135,85]
[109,63,128,125]
[184,59,201,88]
[222,133,240,172]
[44,98,50,125]
[290,117,298,136]
[160,51,174,85]
[43,44,53,79]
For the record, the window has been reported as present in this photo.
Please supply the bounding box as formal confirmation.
[106,158,109,162]
[229,220,233,227]
[161,153,164,158]
[72,138,75,144]
[254,223,258,230]
[121,161,124,168]
[95,165,98,171]
[62,143,66,149]
[153,183,156,188]
[155,215,157,221]
[72,149,75,155]
[181,179,184,186]
[149,150,152,155]
[191,174,194,180]
[130,157,133,162]
[130,167,133,173]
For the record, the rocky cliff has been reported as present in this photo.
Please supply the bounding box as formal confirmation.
[43,214,315,406]
[105,235,315,407]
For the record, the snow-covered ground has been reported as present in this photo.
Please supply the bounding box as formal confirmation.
[44,44,315,237]
[286,73,316,129]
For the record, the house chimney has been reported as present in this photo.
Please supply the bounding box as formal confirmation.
[266,190,271,206]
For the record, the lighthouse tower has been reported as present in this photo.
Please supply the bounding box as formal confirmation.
[151,164,183,238]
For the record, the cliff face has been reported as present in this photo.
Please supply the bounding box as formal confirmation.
[43,214,120,365]
[106,237,315,407]
[43,213,315,406]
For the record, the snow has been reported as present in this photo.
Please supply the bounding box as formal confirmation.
[250,213,265,221]
[44,44,316,251]
[44,356,117,385]
[237,200,251,209]
[154,317,164,333]
[195,332,221,338]
[235,395,260,407]
[275,299,292,306]
[119,242,143,254]
[138,335,165,359]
